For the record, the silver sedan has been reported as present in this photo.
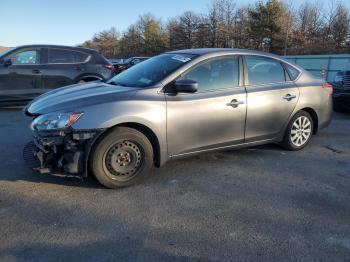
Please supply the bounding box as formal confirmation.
[24,49,333,188]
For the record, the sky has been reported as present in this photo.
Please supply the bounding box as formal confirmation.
[1,0,348,47]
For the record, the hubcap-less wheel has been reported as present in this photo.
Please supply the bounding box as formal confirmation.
[290,116,312,147]
[105,141,142,181]
[91,127,153,188]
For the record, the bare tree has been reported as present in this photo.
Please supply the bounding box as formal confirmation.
[207,0,220,47]
[329,2,350,50]
[280,1,295,55]
[81,27,120,58]
[81,0,350,57]
[119,24,143,57]
[232,6,251,49]
[167,11,201,49]
[294,2,324,53]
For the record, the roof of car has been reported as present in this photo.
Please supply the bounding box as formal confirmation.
[167,48,281,58]
[13,44,98,53]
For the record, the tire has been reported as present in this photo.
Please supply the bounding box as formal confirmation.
[90,127,153,188]
[281,111,314,151]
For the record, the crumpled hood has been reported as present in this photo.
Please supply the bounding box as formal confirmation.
[25,82,138,115]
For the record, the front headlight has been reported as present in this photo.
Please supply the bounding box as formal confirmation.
[31,112,83,131]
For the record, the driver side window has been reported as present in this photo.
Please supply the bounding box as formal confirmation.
[10,50,39,65]
[179,56,239,91]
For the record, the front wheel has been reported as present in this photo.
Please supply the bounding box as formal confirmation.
[90,127,154,188]
[281,111,314,151]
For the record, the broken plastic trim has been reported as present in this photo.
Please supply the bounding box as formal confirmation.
[23,129,105,178]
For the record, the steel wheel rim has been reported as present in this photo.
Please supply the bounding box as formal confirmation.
[290,116,312,147]
[104,140,143,181]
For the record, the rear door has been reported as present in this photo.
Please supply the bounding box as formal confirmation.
[0,48,43,102]
[243,55,299,142]
[41,48,90,90]
[166,55,247,156]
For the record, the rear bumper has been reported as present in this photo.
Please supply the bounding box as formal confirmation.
[319,115,332,130]
[317,95,333,131]
[23,129,103,178]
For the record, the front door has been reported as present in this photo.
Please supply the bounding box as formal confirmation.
[0,48,42,102]
[166,55,247,156]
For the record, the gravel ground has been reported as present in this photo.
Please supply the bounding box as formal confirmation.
[0,109,349,262]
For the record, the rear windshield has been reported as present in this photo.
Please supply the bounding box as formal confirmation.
[108,53,196,87]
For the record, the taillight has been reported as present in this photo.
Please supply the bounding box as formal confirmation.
[104,64,115,71]
[323,83,333,95]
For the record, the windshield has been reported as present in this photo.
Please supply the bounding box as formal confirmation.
[108,53,196,87]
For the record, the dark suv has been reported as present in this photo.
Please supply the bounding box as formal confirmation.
[0,45,114,105]
[333,70,350,111]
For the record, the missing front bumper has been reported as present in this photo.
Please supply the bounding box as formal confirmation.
[23,130,102,178]
[23,140,85,178]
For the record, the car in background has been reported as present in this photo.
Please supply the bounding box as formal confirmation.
[333,70,350,112]
[24,48,332,189]
[112,56,149,74]
[109,58,125,65]
[0,45,114,105]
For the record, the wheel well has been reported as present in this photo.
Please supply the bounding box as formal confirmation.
[76,76,103,83]
[300,108,318,134]
[114,123,161,167]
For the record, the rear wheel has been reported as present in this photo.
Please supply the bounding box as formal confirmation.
[281,111,314,151]
[90,127,153,188]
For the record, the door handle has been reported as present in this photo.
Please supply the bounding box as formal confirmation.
[32,69,41,74]
[226,99,245,108]
[283,94,296,101]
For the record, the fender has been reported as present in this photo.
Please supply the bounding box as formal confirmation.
[72,98,168,168]
[277,104,320,142]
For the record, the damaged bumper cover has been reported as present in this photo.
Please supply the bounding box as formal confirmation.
[23,129,104,178]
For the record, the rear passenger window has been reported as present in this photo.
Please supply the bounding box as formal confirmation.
[245,56,285,85]
[74,51,89,63]
[179,56,239,91]
[48,49,89,64]
[284,63,300,81]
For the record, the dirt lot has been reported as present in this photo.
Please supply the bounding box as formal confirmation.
[0,108,349,262]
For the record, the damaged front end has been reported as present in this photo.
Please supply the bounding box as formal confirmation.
[23,111,103,178]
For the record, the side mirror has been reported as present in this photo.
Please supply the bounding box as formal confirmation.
[3,59,12,67]
[174,79,198,93]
